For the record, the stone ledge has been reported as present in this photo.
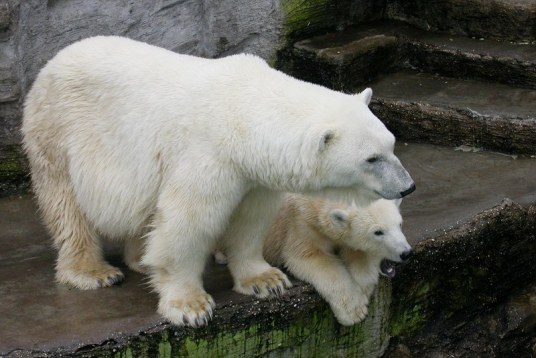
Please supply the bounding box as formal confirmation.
[386,0,536,41]
[388,200,536,356]
[369,71,536,155]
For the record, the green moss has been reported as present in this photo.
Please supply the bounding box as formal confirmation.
[389,278,438,337]
[158,332,172,358]
[107,282,391,357]
[390,303,428,337]
[281,0,354,39]
[0,144,30,196]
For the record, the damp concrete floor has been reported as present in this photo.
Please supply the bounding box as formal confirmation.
[1,143,535,355]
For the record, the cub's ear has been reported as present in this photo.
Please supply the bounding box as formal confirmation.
[318,129,336,152]
[393,198,402,208]
[355,87,373,105]
[330,209,349,229]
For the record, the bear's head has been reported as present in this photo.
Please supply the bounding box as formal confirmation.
[328,198,411,267]
[307,88,415,200]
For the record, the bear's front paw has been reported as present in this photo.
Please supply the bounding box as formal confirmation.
[159,291,216,327]
[236,268,292,299]
[331,296,369,326]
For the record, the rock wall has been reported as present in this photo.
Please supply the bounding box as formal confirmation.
[2,0,286,145]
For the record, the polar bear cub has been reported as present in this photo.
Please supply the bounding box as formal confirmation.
[263,195,411,326]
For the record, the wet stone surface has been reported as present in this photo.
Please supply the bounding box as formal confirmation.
[369,72,536,155]
[0,143,535,355]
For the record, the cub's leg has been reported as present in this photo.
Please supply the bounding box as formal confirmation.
[221,189,291,298]
[142,168,244,327]
[283,247,368,326]
[28,152,123,289]
[341,249,379,301]
[124,235,148,273]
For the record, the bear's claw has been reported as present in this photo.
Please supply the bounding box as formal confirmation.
[159,292,216,327]
[237,267,292,299]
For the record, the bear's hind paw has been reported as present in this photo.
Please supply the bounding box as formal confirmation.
[236,268,292,299]
[56,263,125,290]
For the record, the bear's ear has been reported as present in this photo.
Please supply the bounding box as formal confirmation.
[318,129,336,152]
[330,209,349,229]
[355,87,373,105]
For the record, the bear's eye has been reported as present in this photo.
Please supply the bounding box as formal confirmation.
[367,156,379,163]
[323,132,335,145]
[374,230,384,236]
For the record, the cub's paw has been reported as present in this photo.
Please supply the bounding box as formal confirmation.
[56,263,124,290]
[331,296,369,326]
[236,268,292,299]
[159,291,216,327]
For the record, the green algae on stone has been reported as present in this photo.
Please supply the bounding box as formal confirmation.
[389,279,438,337]
[107,281,391,357]
[281,0,357,39]
[0,144,30,196]
[282,0,331,37]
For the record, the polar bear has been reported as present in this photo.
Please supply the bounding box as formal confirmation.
[262,195,411,326]
[22,36,415,327]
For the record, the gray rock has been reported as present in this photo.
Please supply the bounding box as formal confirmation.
[0,0,301,150]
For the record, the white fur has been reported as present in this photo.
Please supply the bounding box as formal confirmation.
[262,195,410,326]
[22,36,413,327]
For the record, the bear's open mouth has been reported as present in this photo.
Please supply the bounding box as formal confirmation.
[380,259,396,278]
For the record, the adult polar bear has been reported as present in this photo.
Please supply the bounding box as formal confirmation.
[22,36,415,327]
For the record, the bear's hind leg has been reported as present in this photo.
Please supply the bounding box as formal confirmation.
[222,189,292,298]
[30,153,124,289]
[124,235,148,274]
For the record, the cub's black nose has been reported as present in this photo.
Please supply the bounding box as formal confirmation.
[400,183,416,198]
[400,249,412,262]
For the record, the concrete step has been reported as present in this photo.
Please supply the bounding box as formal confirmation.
[386,0,536,41]
[369,71,536,155]
[1,143,535,356]
[280,20,536,91]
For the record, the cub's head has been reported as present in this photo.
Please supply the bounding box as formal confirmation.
[310,88,415,200]
[328,198,411,275]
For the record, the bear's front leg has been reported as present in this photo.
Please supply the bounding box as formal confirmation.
[142,171,244,327]
[221,189,292,298]
[283,250,369,326]
[341,248,379,301]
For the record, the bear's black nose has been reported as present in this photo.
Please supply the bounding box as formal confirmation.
[400,249,412,262]
[400,183,416,198]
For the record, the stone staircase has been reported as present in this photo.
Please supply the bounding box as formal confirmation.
[278,1,536,356]
[279,19,536,154]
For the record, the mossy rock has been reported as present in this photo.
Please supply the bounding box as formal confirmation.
[0,144,30,197]
[75,281,392,357]
[389,200,536,344]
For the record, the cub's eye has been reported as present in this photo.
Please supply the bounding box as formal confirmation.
[367,156,379,163]
[374,230,384,236]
